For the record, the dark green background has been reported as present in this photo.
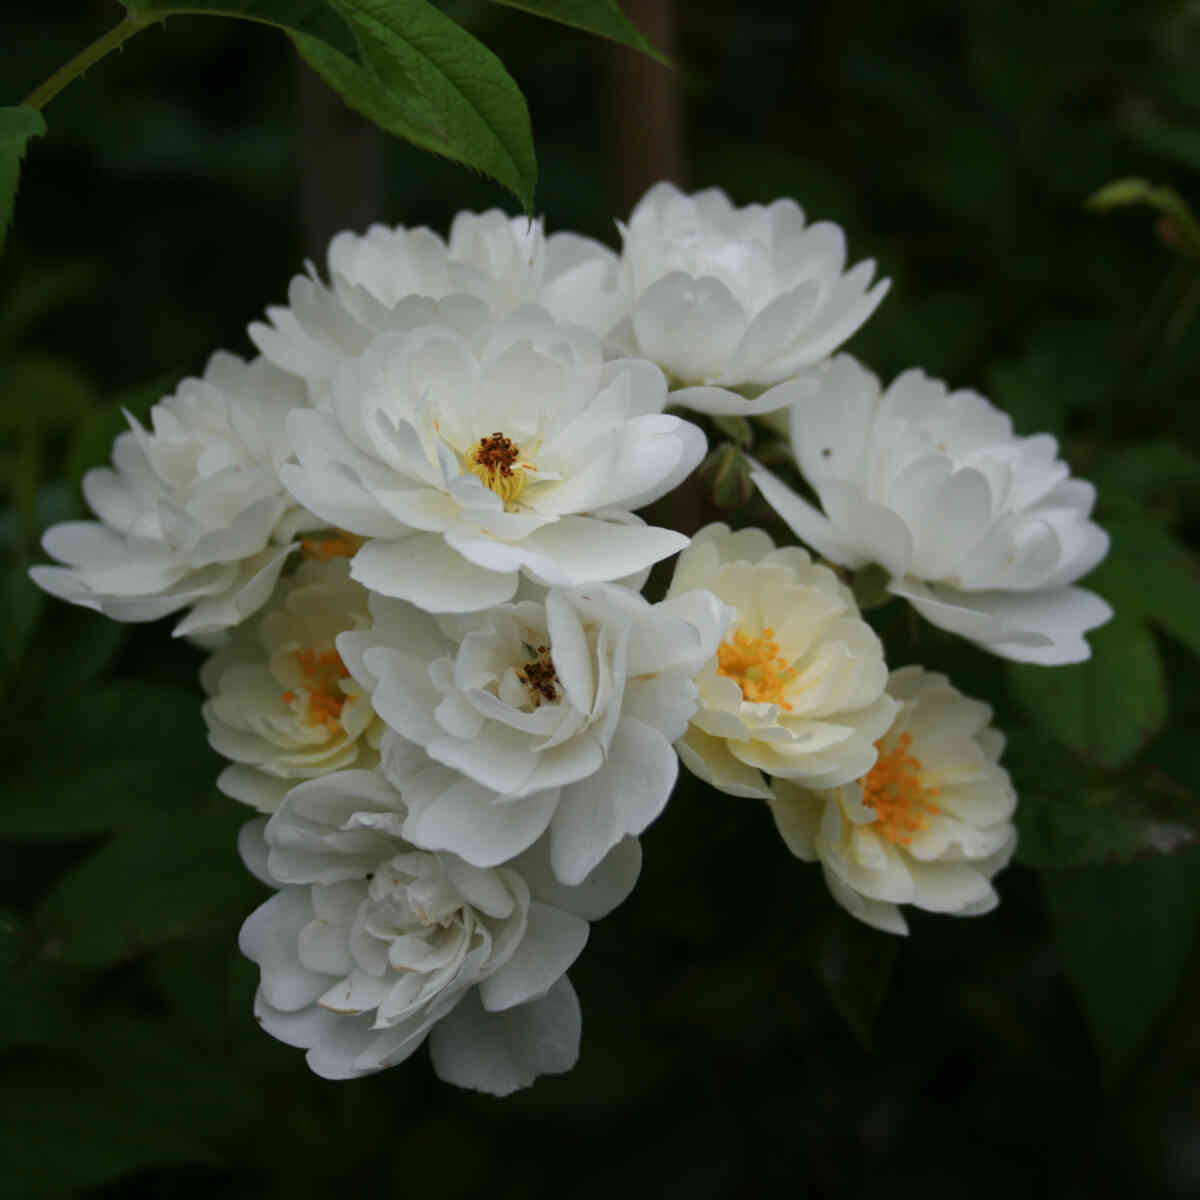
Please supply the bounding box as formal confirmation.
[3,1,1200,1196]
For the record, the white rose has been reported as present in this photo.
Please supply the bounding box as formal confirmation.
[201,558,383,812]
[336,582,732,885]
[751,355,1112,663]
[31,352,314,637]
[666,524,898,799]
[238,769,641,1092]
[249,211,623,396]
[280,305,705,613]
[769,666,1018,935]
[607,182,889,414]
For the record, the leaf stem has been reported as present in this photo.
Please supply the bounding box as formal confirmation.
[22,13,157,110]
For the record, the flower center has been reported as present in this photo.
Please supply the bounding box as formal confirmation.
[717,626,798,709]
[467,432,527,506]
[861,732,942,847]
[518,643,559,708]
[301,529,364,561]
[281,647,351,731]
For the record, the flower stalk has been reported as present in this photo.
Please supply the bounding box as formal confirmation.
[22,14,155,110]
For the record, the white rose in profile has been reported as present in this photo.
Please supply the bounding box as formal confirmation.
[238,769,641,1092]
[666,524,897,800]
[769,666,1018,936]
[337,582,732,886]
[751,355,1112,663]
[608,182,889,414]
[30,352,314,637]
[280,305,705,613]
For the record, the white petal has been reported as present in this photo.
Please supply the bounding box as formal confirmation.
[239,889,332,1011]
[405,773,559,868]
[510,834,642,920]
[478,902,589,1012]
[428,975,581,1096]
[549,717,677,885]
[351,534,518,612]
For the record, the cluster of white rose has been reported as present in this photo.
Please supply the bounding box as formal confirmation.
[31,183,1112,1092]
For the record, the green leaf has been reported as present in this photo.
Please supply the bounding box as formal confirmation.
[808,898,899,1049]
[294,0,537,210]
[485,0,669,64]
[124,0,360,56]
[1007,508,1200,768]
[124,2,536,206]
[1091,439,1200,509]
[1006,616,1167,770]
[0,1056,213,1193]
[0,682,218,837]
[36,803,262,967]
[0,106,46,254]
[1006,727,1165,868]
[1043,848,1200,1074]
[1091,510,1200,660]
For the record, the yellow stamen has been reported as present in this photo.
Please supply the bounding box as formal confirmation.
[717,626,798,709]
[467,432,528,507]
[301,530,365,561]
[282,647,351,731]
[861,731,942,847]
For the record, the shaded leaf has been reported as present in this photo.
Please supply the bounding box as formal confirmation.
[0,1055,213,1194]
[1007,727,1161,868]
[486,0,668,63]
[36,803,262,967]
[0,106,45,254]
[0,565,42,679]
[1006,616,1167,770]
[124,1,536,206]
[1007,508,1200,769]
[124,0,359,55]
[1043,848,1200,1074]
[1091,438,1200,510]
[0,682,218,837]
[808,898,899,1049]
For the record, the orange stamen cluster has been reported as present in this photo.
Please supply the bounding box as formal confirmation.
[518,644,559,707]
[281,647,351,731]
[861,732,942,847]
[301,530,365,561]
[717,627,798,710]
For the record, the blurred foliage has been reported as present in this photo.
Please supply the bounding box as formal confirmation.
[2,0,1200,1197]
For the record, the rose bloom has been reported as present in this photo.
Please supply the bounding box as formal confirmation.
[238,769,640,1091]
[279,305,705,612]
[336,581,731,885]
[751,355,1111,663]
[202,558,382,812]
[769,666,1018,935]
[605,182,889,414]
[666,523,897,799]
[31,352,314,637]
